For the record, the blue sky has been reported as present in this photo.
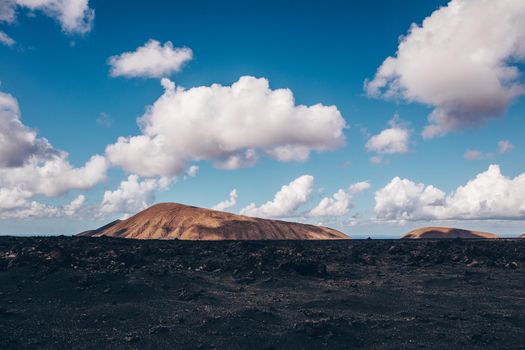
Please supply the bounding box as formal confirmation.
[0,0,524,238]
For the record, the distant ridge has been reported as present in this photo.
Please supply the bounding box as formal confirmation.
[78,203,349,240]
[402,227,499,239]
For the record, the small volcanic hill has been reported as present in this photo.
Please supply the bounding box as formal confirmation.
[78,203,349,240]
[402,226,499,239]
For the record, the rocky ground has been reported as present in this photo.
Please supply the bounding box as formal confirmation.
[1,236,524,349]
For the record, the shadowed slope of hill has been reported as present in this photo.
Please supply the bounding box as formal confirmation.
[402,227,499,239]
[78,203,349,240]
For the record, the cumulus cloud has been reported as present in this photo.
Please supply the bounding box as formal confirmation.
[108,40,193,79]
[0,187,31,210]
[374,178,446,222]
[0,89,107,219]
[365,0,525,138]
[308,181,370,217]
[0,194,87,219]
[0,91,58,167]
[212,189,238,211]
[0,154,107,197]
[240,175,314,218]
[0,91,107,195]
[365,117,410,154]
[0,31,15,46]
[63,194,86,216]
[1,0,95,34]
[106,76,346,177]
[375,164,525,221]
[349,181,372,193]
[98,175,170,216]
[213,149,259,170]
[309,189,352,217]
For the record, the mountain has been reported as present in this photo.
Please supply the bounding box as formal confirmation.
[402,227,499,239]
[78,203,349,240]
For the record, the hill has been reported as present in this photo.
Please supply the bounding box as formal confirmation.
[78,203,349,240]
[402,226,499,239]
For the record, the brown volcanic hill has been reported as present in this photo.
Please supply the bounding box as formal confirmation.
[402,227,499,239]
[78,203,349,240]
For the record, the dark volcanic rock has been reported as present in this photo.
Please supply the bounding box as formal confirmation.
[0,236,524,349]
[278,258,328,277]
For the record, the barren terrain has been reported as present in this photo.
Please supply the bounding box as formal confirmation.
[79,203,348,240]
[1,236,524,349]
[403,227,499,239]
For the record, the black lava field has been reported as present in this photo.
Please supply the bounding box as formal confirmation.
[1,236,524,349]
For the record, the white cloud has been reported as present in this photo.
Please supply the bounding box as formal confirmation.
[309,189,351,217]
[212,189,238,211]
[0,1,16,23]
[0,31,15,46]
[0,154,107,197]
[185,165,199,177]
[108,40,193,78]
[308,181,370,217]
[0,194,87,219]
[365,117,410,154]
[213,149,258,170]
[375,164,525,221]
[365,0,525,138]
[0,90,107,196]
[0,91,57,167]
[63,194,86,216]
[106,76,346,177]
[98,175,170,216]
[349,181,372,193]
[0,89,107,219]
[1,0,95,34]
[0,187,32,210]
[498,140,514,154]
[375,177,445,222]
[464,140,514,160]
[464,149,484,161]
[240,175,314,218]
